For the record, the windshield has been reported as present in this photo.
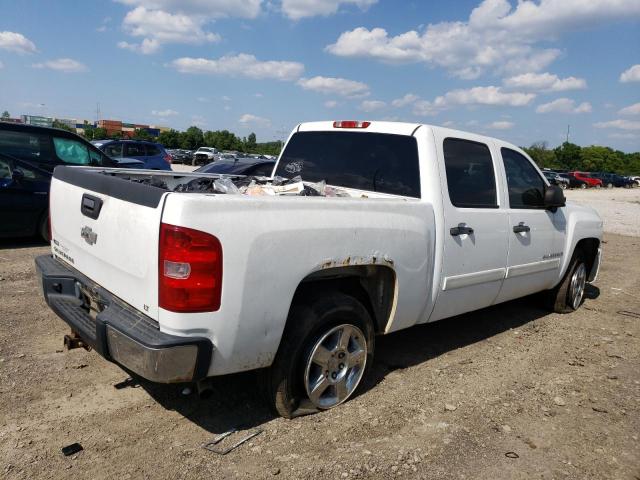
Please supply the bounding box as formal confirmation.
[275,131,421,198]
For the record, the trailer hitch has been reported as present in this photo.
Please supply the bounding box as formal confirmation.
[63,331,91,351]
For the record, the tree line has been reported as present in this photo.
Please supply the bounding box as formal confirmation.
[523,141,640,175]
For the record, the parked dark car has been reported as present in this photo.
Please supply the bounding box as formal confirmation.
[543,171,569,189]
[557,172,588,189]
[0,123,120,241]
[195,157,276,176]
[92,139,172,170]
[167,149,193,164]
[590,172,636,188]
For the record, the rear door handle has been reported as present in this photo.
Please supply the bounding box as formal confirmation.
[513,223,530,233]
[450,225,474,236]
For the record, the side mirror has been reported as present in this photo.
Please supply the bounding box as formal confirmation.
[544,184,565,209]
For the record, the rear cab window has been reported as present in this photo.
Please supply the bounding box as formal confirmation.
[145,144,161,156]
[125,143,146,157]
[275,131,421,197]
[442,138,497,208]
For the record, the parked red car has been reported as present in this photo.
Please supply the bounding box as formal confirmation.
[569,171,603,188]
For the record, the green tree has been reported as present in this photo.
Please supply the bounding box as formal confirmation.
[554,142,582,170]
[52,119,74,132]
[93,127,108,140]
[157,129,181,148]
[1,111,10,119]
[246,132,257,152]
[132,128,153,141]
[180,126,204,150]
[523,141,559,169]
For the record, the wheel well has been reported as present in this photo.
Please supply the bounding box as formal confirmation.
[292,265,396,335]
[575,238,600,278]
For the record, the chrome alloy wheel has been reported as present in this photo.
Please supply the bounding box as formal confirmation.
[570,263,587,310]
[304,324,367,409]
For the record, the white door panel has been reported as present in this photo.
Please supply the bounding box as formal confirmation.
[430,133,509,321]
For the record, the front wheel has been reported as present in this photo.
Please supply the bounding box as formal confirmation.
[580,183,587,189]
[262,292,375,418]
[548,251,587,313]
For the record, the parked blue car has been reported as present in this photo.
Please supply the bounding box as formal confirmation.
[92,139,172,170]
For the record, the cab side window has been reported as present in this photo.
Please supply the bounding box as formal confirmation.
[443,138,497,208]
[0,130,52,162]
[501,148,545,208]
[53,137,90,165]
[145,144,160,156]
[104,142,123,158]
[125,143,146,157]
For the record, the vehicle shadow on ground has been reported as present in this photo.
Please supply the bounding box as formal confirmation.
[0,237,47,250]
[139,295,554,435]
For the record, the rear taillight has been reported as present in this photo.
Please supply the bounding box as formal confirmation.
[333,120,370,129]
[163,153,172,165]
[159,223,222,313]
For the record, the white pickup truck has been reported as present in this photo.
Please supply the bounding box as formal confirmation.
[36,121,603,418]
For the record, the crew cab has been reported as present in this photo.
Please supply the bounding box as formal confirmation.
[36,121,603,418]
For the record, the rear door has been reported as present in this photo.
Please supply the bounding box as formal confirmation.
[50,169,166,320]
[430,134,509,321]
[495,147,562,303]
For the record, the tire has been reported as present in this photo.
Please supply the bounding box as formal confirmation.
[548,250,587,314]
[580,183,587,189]
[595,184,601,189]
[39,211,50,242]
[262,291,375,418]
[559,183,567,190]
[607,183,613,189]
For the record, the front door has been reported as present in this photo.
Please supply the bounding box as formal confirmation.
[495,146,562,303]
[430,135,509,321]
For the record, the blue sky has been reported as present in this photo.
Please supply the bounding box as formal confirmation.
[1,0,639,150]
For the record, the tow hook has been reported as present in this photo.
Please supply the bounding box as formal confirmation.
[64,331,91,351]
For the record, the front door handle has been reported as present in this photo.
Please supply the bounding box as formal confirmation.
[513,223,531,233]
[450,224,474,236]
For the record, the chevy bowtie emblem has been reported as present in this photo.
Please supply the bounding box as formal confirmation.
[81,226,98,246]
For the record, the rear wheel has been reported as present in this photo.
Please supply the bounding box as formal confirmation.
[548,250,587,313]
[607,183,613,188]
[580,183,587,189]
[262,292,375,418]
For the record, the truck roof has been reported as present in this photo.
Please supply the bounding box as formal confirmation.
[296,120,510,146]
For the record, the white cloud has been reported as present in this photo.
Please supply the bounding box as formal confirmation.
[486,120,514,130]
[359,100,386,112]
[326,0,640,78]
[32,58,88,73]
[535,98,592,114]
[410,85,534,116]
[0,31,37,54]
[152,109,178,117]
[594,119,640,131]
[608,132,639,140]
[170,54,304,81]
[116,0,262,18]
[254,93,263,98]
[118,39,161,54]
[324,100,339,108]
[297,76,369,97]
[620,64,640,83]
[120,7,220,54]
[281,0,377,20]
[503,72,586,92]
[442,121,455,127]
[239,113,271,127]
[619,103,640,116]
[222,95,232,101]
[391,93,419,108]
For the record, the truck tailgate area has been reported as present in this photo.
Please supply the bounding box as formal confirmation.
[50,167,166,320]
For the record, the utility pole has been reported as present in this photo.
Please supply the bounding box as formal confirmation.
[96,102,101,124]
[566,124,570,143]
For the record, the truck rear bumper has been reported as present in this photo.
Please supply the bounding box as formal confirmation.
[35,254,212,383]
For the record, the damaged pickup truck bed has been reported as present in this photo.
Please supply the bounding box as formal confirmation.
[36,121,603,418]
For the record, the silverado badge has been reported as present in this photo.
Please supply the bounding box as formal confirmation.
[81,226,98,246]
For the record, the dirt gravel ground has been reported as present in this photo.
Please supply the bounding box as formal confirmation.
[564,188,640,237]
[1,197,639,480]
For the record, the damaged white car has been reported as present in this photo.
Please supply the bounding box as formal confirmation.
[36,120,603,418]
